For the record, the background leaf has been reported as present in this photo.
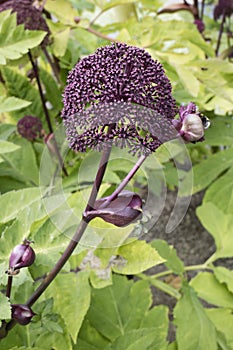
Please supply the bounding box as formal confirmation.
[191,272,233,308]
[174,283,217,350]
[197,203,233,259]
[45,271,91,343]
[0,11,46,64]
[0,96,31,113]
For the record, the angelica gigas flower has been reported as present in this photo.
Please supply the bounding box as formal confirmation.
[17,115,43,141]
[214,0,233,20]
[62,42,178,156]
[0,0,50,46]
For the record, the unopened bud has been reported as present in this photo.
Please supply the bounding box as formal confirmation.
[173,102,210,142]
[17,116,43,141]
[8,240,35,275]
[11,304,35,325]
[74,16,80,24]
[84,191,143,227]
[194,19,205,33]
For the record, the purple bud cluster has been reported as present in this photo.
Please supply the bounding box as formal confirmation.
[0,0,50,46]
[62,42,178,156]
[17,115,43,141]
[214,0,233,20]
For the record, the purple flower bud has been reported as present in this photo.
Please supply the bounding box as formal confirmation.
[9,240,35,274]
[17,116,43,141]
[84,191,143,227]
[194,19,205,33]
[11,304,35,325]
[172,102,210,142]
[214,0,233,20]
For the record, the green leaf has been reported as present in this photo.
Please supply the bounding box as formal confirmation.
[113,240,164,275]
[0,187,41,223]
[1,67,44,121]
[0,11,46,64]
[0,293,11,324]
[0,138,39,185]
[191,272,233,308]
[0,96,31,113]
[45,0,79,25]
[105,328,165,350]
[45,271,91,343]
[204,117,233,146]
[0,124,16,140]
[0,140,20,154]
[197,202,233,258]
[85,274,168,349]
[151,239,184,275]
[214,266,233,294]
[203,167,233,215]
[174,283,217,350]
[206,308,233,349]
[76,319,109,350]
[87,276,152,341]
[181,148,233,195]
[39,68,63,112]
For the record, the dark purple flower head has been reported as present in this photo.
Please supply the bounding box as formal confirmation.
[194,19,205,33]
[0,0,50,46]
[12,304,35,325]
[62,43,178,156]
[214,0,233,20]
[17,115,43,141]
[172,102,210,142]
[8,239,35,275]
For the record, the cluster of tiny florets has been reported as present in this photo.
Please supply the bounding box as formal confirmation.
[214,0,233,20]
[17,115,43,141]
[0,0,50,46]
[62,43,178,155]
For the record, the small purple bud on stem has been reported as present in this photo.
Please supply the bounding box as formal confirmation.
[8,240,35,275]
[11,304,35,325]
[172,102,210,143]
[194,19,205,33]
[84,191,143,227]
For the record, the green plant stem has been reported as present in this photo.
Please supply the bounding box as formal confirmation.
[140,263,214,280]
[6,276,13,299]
[28,51,68,176]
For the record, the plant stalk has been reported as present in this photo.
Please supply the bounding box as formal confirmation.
[215,10,226,56]
[3,142,113,336]
[99,154,147,208]
[42,47,61,85]
[6,276,13,299]
[28,51,68,176]
[3,146,147,336]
